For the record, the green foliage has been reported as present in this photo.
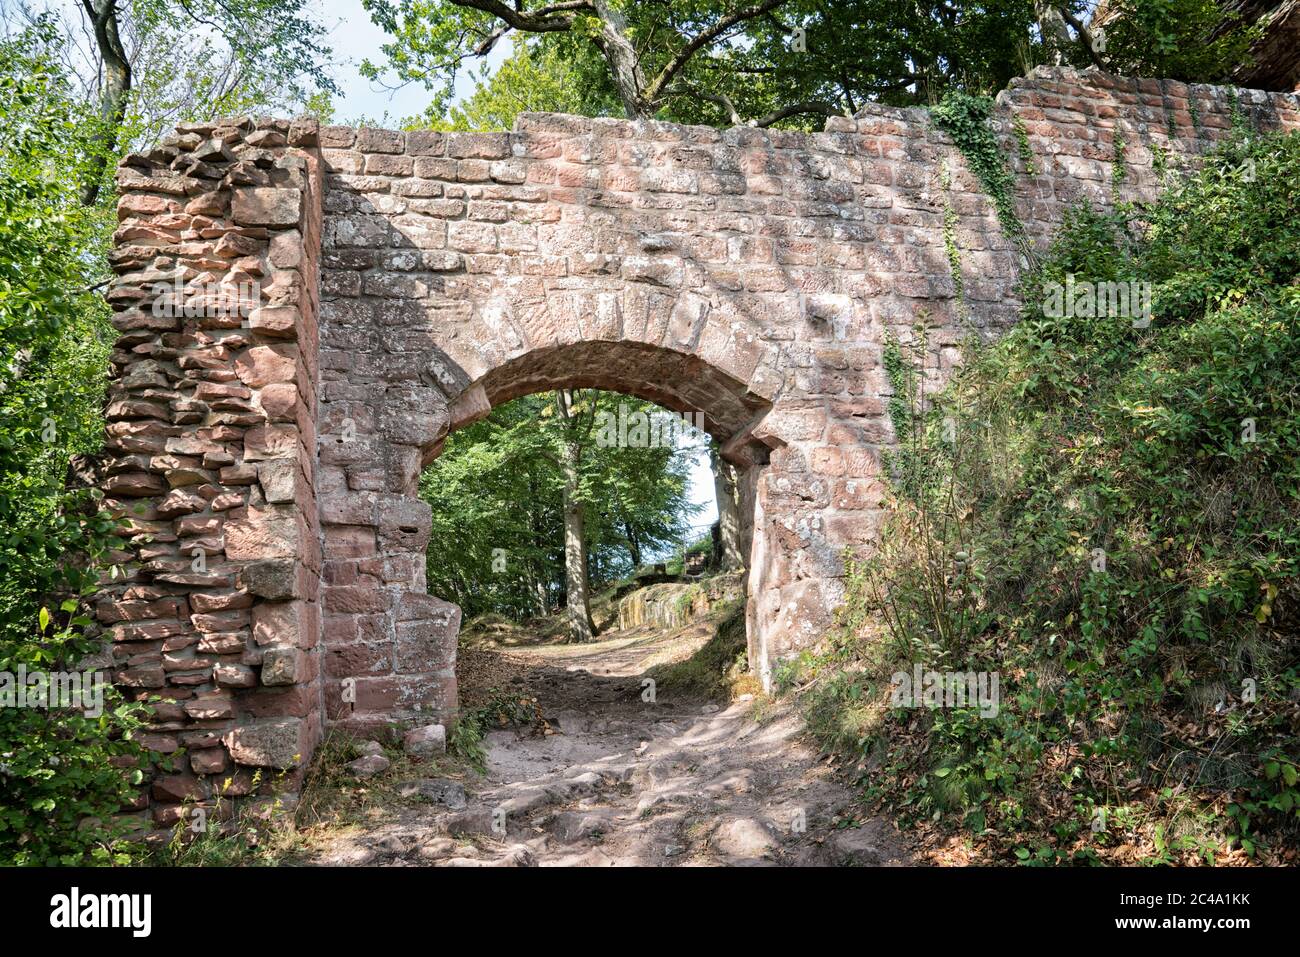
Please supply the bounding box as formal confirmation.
[363,1,1261,129]
[930,91,1026,249]
[938,161,966,309]
[0,27,151,865]
[816,130,1300,863]
[123,0,339,146]
[412,39,619,131]
[449,690,543,771]
[1111,130,1128,204]
[1011,114,1035,175]
[1093,0,1264,83]
[362,0,1049,126]
[648,599,752,698]
[421,390,702,620]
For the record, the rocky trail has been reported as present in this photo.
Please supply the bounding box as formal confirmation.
[298,611,912,867]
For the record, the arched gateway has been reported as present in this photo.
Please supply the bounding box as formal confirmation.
[97,68,1298,823]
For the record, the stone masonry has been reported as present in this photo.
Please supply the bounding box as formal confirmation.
[98,67,1300,825]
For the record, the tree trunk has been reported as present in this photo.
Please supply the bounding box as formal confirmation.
[81,0,133,207]
[531,569,550,618]
[623,517,642,568]
[590,0,649,119]
[711,448,744,571]
[556,390,597,642]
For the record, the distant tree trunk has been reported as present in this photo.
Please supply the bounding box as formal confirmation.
[524,489,550,617]
[711,448,744,571]
[623,517,643,568]
[80,0,133,207]
[556,390,597,642]
[531,571,550,618]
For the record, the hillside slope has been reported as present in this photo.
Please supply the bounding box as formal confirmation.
[799,128,1300,866]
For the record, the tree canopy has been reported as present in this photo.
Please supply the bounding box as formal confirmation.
[365,0,1267,131]
[421,390,705,624]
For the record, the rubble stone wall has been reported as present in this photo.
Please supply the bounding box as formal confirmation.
[100,67,1299,825]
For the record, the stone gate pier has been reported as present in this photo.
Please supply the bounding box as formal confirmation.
[96,68,1299,823]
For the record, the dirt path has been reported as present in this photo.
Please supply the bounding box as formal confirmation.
[300,618,912,867]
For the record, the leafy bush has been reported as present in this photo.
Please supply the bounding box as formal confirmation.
[0,26,150,866]
[811,129,1300,864]
[449,691,543,771]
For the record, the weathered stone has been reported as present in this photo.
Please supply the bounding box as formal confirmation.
[224,718,306,769]
[346,754,390,778]
[243,423,298,461]
[241,559,300,600]
[397,777,466,809]
[183,691,234,720]
[260,644,305,686]
[402,723,446,758]
[235,345,298,387]
[257,459,299,503]
[98,71,1299,823]
[225,506,302,560]
[232,187,303,227]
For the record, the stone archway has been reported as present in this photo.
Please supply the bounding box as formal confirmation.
[317,336,777,736]
[97,67,1299,823]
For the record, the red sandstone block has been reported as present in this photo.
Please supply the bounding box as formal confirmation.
[457,159,491,181]
[325,640,392,679]
[447,132,510,159]
[323,525,377,560]
[323,584,392,614]
[320,125,356,149]
[190,748,228,775]
[252,599,311,648]
[356,127,404,153]
[365,152,414,176]
[447,220,498,253]
[239,683,316,719]
[232,187,302,228]
[152,772,204,803]
[224,505,305,561]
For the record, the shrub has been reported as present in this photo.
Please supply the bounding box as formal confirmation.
[814,129,1300,864]
[0,26,150,866]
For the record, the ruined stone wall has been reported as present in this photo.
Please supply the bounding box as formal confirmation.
[101,117,326,824]
[100,67,1300,826]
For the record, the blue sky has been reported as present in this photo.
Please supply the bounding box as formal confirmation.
[323,0,508,124]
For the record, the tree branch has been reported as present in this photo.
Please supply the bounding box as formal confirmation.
[643,0,790,106]
[450,0,592,34]
[1055,4,1106,69]
[753,100,839,128]
[669,83,742,125]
